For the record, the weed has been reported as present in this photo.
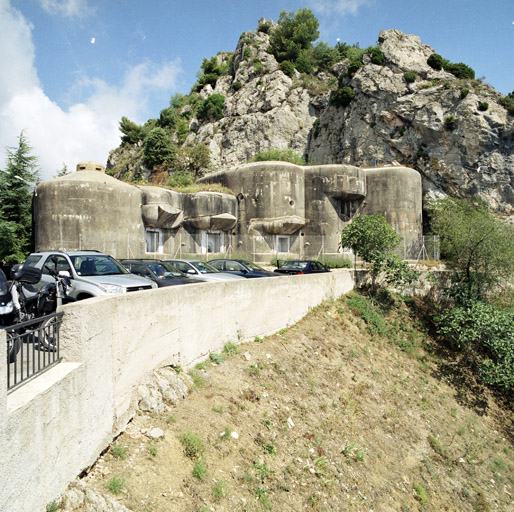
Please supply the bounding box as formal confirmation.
[171,365,182,374]
[492,457,505,472]
[166,414,176,424]
[188,369,205,389]
[212,406,224,414]
[260,441,277,456]
[112,443,127,460]
[428,435,449,460]
[212,479,228,502]
[209,352,224,364]
[179,431,205,460]
[195,360,210,370]
[148,445,158,459]
[278,328,288,335]
[254,460,273,482]
[314,456,328,475]
[193,457,208,480]
[107,476,125,495]
[261,418,272,430]
[413,482,428,506]
[249,362,265,376]
[255,486,272,510]
[46,501,60,512]
[220,428,231,440]
[223,342,239,356]
[254,336,264,343]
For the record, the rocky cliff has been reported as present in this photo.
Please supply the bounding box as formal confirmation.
[107,20,514,215]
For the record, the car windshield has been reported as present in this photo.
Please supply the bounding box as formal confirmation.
[148,262,185,278]
[190,261,219,274]
[281,261,308,269]
[71,255,128,276]
[0,269,9,294]
[242,261,266,272]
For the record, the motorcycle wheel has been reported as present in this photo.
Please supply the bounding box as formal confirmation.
[36,316,58,352]
[6,332,21,363]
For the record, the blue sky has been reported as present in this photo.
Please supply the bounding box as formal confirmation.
[1,0,513,181]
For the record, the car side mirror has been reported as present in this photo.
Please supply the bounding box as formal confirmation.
[187,269,196,274]
[58,270,71,278]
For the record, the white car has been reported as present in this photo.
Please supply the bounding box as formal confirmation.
[164,259,246,282]
[24,250,158,300]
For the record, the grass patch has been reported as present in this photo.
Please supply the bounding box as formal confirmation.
[107,476,125,495]
[188,369,205,389]
[212,479,228,502]
[193,457,209,480]
[179,431,205,460]
[112,443,127,460]
[223,342,239,356]
[413,482,429,506]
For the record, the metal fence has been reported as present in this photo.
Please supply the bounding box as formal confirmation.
[5,312,63,392]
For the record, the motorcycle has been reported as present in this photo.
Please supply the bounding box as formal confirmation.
[1,257,75,359]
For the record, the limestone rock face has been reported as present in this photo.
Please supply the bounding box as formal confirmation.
[108,25,513,214]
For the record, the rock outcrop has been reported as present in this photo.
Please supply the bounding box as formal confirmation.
[108,22,513,215]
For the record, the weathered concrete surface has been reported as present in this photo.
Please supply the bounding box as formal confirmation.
[34,161,423,261]
[0,271,354,512]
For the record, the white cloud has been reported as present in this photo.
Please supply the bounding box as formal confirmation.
[38,0,94,18]
[308,0,372,17]
[0,1,183,181]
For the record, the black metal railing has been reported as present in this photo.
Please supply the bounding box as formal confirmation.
[4,312,63,392]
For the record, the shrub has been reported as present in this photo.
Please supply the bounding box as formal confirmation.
[498,92,514,115]
[427,53,444,70]
[251,149,305,165]
[257,21,271,34]
[312,41,339,72]
[404,71,417,83]
[444,61,475,79]
[158,106,178,129]
[167,169,195,188]
[232,81,242,91]
[179,431,205,460]
[295,51,313,74]
[143,127,175,168]
[435,301,514,390]
[279,60,295,78]
[478,101,489,111]
[367,46,384,65]
[347,59,363,76]
[330,85,355,107]
[460,88,469,99]
[444,115,458,131]
[197,94,225,122]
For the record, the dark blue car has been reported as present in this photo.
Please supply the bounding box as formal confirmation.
[207,259,279,278]
[274,260,330,275]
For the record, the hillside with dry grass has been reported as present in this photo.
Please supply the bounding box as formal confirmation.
[61,292,513,512]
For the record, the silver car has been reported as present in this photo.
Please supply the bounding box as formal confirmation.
[24,250,158,300]
[164,259,246,282]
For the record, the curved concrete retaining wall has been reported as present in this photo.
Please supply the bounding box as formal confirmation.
[0,271,353,512]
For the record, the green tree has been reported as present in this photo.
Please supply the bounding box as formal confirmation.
[197,94,225,122]
[143,127,176,169]
[119,116,144,145]
[269,8,319,63]
[340,214,415,291]
[428,196,514,302]
[0,132,40,264]
[158,106,178,129]
[251,149,305,165]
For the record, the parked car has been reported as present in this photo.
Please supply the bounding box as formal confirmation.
[274,260,330,275]
[23,250,158,300]
[120,260,195,287]
[207,259,279,278]
[164,259,246,282]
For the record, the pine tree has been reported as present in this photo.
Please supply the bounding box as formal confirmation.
[0,132,40,264]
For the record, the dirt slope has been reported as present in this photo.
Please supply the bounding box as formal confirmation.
[65,293,513,512]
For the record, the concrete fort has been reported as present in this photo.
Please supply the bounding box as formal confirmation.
[0,271,353,512]
[34,160,423,261]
